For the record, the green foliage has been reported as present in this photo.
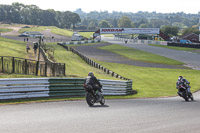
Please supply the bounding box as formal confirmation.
[161,25,179,37]
[98,20,113,28]
[0,3,80,29]
[118,16,134,28]
[182,26,200,35]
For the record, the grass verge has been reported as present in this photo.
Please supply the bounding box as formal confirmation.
[96,61,200,98]
[99,44,184,65]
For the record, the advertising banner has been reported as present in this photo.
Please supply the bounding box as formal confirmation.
[100,28,160,34]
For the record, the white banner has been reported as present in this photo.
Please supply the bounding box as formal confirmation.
[100,28,160,34]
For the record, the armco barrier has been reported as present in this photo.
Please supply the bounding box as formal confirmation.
[167,42,200,48]
[114,36,168,45]
[58,40,101,45]
[0,78,135,100]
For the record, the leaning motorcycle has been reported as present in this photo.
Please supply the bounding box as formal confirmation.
[83,84,105,106]
[177,81,194,101]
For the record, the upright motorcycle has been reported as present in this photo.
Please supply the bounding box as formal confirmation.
[177,81,194,101]
[83,84,105,106]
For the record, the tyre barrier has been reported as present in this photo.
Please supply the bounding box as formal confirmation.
[0,78,135,100]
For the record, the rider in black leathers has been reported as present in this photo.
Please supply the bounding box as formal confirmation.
[176,76,191,94]
[85,72,102,93]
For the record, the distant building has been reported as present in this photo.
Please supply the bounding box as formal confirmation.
[180,33,200,43]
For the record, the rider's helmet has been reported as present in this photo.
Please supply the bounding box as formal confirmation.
[88,72,94,76]
[178,76,183,81]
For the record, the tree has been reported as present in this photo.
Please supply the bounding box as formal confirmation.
[118,16,133,28]
[161,26,179,37]
[139,24,148,28]
[98,20,112,28]
[182,26,200,35]
[71,13,81,29]
[88,21,96,30]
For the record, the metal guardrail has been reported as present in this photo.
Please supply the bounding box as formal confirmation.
[0,78,135,100]
[167,42,200,48]
[114,36,168,45]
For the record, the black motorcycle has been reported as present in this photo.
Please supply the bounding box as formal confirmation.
[177,81,194,101]
[83,84,105,106]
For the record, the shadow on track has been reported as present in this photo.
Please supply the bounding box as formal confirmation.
[89,105,109,108]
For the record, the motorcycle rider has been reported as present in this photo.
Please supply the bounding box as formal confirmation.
[85,72,102,100]
[176,76,191,94]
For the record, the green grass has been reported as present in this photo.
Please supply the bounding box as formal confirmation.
[45,42,117,79]
[103,34,114,37]
[79,32,94,39]
[149,44,200,54]
[0,28,12,33]
[18,26,47,33]
[96,61,200,98]
[0,74,39,78]
[0,37,28,58]
[50,27,73,36]
[99,44,184,65]
[19,26,74,37]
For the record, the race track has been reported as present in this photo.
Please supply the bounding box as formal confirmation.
[0,92,200,133]
[102,36,200,70]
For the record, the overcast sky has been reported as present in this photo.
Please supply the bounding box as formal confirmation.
[1,0,200,14]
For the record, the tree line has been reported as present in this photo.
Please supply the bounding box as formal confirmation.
[75,9,200,37]
[0,2,81,29]
[0,3,199,37]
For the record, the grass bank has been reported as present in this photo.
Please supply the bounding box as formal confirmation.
[45,42,117,79]
[0,28,12,33]
[0,37,28,58]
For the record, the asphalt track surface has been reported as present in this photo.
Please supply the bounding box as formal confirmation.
[1,35,200,132]
[75,43,187,69]
[0,92,200,133]
[102,36,200,70]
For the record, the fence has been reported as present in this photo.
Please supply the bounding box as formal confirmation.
[0,56,65,77]
[114,36,168,45]
[58,40,100,45]
[58,43,130,80]
[0,78,135,100]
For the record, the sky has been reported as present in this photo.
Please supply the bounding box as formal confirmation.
[1,0,200,14]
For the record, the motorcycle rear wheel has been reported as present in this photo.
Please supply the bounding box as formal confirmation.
[86,93,95,106]
[190,94,194,101]
[100,96,105,105]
